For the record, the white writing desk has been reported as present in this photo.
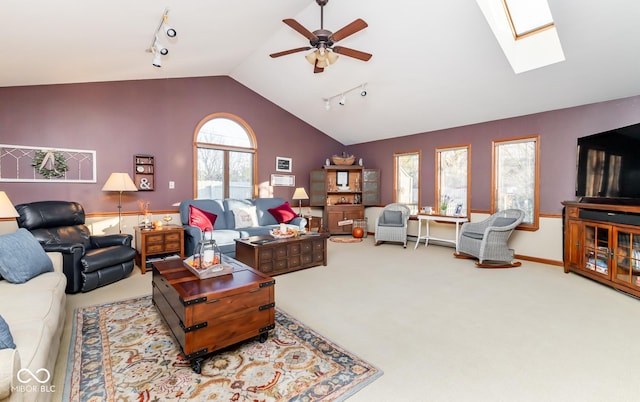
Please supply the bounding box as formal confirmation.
[414,214,468,252]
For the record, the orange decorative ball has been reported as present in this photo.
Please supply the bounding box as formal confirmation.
[352,227,364,238]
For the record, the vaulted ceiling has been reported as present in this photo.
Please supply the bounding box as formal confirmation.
[3,1,640,145]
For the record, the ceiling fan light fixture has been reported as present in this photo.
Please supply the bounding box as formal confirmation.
[271,0,370,74]
[326,50,339,65]
[305,51,317,65]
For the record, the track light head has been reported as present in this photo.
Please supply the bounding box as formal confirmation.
[360,84,367,96]
[324,100,331,111]
[162,12,177,37]
[164,24,177,38]
[154,37,168,55]
[152,51,162,68]
[338,95,346,106]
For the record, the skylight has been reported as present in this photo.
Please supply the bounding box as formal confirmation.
[503,0,554,39]
[476,0,565,74]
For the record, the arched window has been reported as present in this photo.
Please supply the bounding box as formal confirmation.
[194,113,257,199]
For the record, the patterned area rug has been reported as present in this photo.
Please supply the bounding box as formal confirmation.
[329,237,363,243]
[63,295,382,401]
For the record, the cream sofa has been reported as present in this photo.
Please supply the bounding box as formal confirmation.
[0,252,66,402]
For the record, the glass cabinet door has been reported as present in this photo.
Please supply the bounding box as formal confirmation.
[613,229,640,288]
[582,224,610,278]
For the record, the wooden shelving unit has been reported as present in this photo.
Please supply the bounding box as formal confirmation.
[310,165,379,235]
[134,154,155,191]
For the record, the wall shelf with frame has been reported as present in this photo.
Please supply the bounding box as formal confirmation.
[134,154,155,191]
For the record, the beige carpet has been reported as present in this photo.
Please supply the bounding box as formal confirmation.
[53,238,640,401]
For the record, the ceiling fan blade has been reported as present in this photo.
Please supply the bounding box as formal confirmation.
[270,47,312,58]
[330,18,368,42]
[332,46,372,61]
[283,18,317,40]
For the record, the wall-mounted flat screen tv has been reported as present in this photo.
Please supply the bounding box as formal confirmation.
[576,122,640,201]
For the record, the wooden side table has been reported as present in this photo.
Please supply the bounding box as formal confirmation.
[304,215,323,232]
[135,225,185,274]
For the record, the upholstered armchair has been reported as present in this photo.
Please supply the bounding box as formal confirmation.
[375,203,411,248]
[15,200,136,293]
[455,209,525,268]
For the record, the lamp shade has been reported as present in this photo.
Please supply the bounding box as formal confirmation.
[292,187,309,200]
[0,191,19,218]
[102,173,138,192]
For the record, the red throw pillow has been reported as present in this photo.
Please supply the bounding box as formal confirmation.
[189,205,217,232]
[268,202,297,224]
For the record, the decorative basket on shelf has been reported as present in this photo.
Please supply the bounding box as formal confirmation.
[331,154,355,166]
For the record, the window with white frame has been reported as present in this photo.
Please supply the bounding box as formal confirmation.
[394,151,420,214]
[492,136,539,229]
[436,145,470,216]
[194,113,256,199]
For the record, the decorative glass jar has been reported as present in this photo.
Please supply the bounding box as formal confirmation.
[194,238,221,269]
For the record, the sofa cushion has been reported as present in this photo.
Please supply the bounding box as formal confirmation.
[0,228,53,283]
[268,202,297,224]
[189,205,217,232]
[224,199,253,228]
[0,315,15,350]
[232,206,259,229]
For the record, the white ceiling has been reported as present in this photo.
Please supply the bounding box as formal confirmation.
[3,0,640,145]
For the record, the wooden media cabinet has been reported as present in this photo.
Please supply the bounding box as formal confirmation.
[563,200,640,297]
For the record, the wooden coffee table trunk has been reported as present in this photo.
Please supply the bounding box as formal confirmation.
[234,233,329,275]
[152,255,275,373]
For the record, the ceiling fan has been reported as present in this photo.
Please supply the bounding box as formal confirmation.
[270,0,372,73]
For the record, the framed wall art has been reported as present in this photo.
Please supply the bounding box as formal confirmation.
[0,144,97,183]
[336,170,349,187]
[275,156,292,172]
[271,174,295,187]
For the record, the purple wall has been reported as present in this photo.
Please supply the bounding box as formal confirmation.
[0,76,343,214]
[348,96,640,214]
[1,75,639,217]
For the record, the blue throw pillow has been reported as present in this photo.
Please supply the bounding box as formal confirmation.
[0,315,16,349]
[0,228,53,283]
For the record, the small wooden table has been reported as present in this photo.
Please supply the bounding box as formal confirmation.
[152,255,275,373]
[304,215,323,232]
[235,233,329,275]
[135,225,185,274]
[414,214,468,252]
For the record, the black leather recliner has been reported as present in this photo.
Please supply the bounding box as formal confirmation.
[15,200,136,293]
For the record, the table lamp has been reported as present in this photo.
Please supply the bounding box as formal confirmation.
[0,191,19,218]
[102,172,138,233]
[292,187,309,216]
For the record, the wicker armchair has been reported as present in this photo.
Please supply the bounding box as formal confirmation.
[454,209,525,268]
[375,203,411,248]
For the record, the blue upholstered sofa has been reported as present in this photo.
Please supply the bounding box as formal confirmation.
[179,198,307,258]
